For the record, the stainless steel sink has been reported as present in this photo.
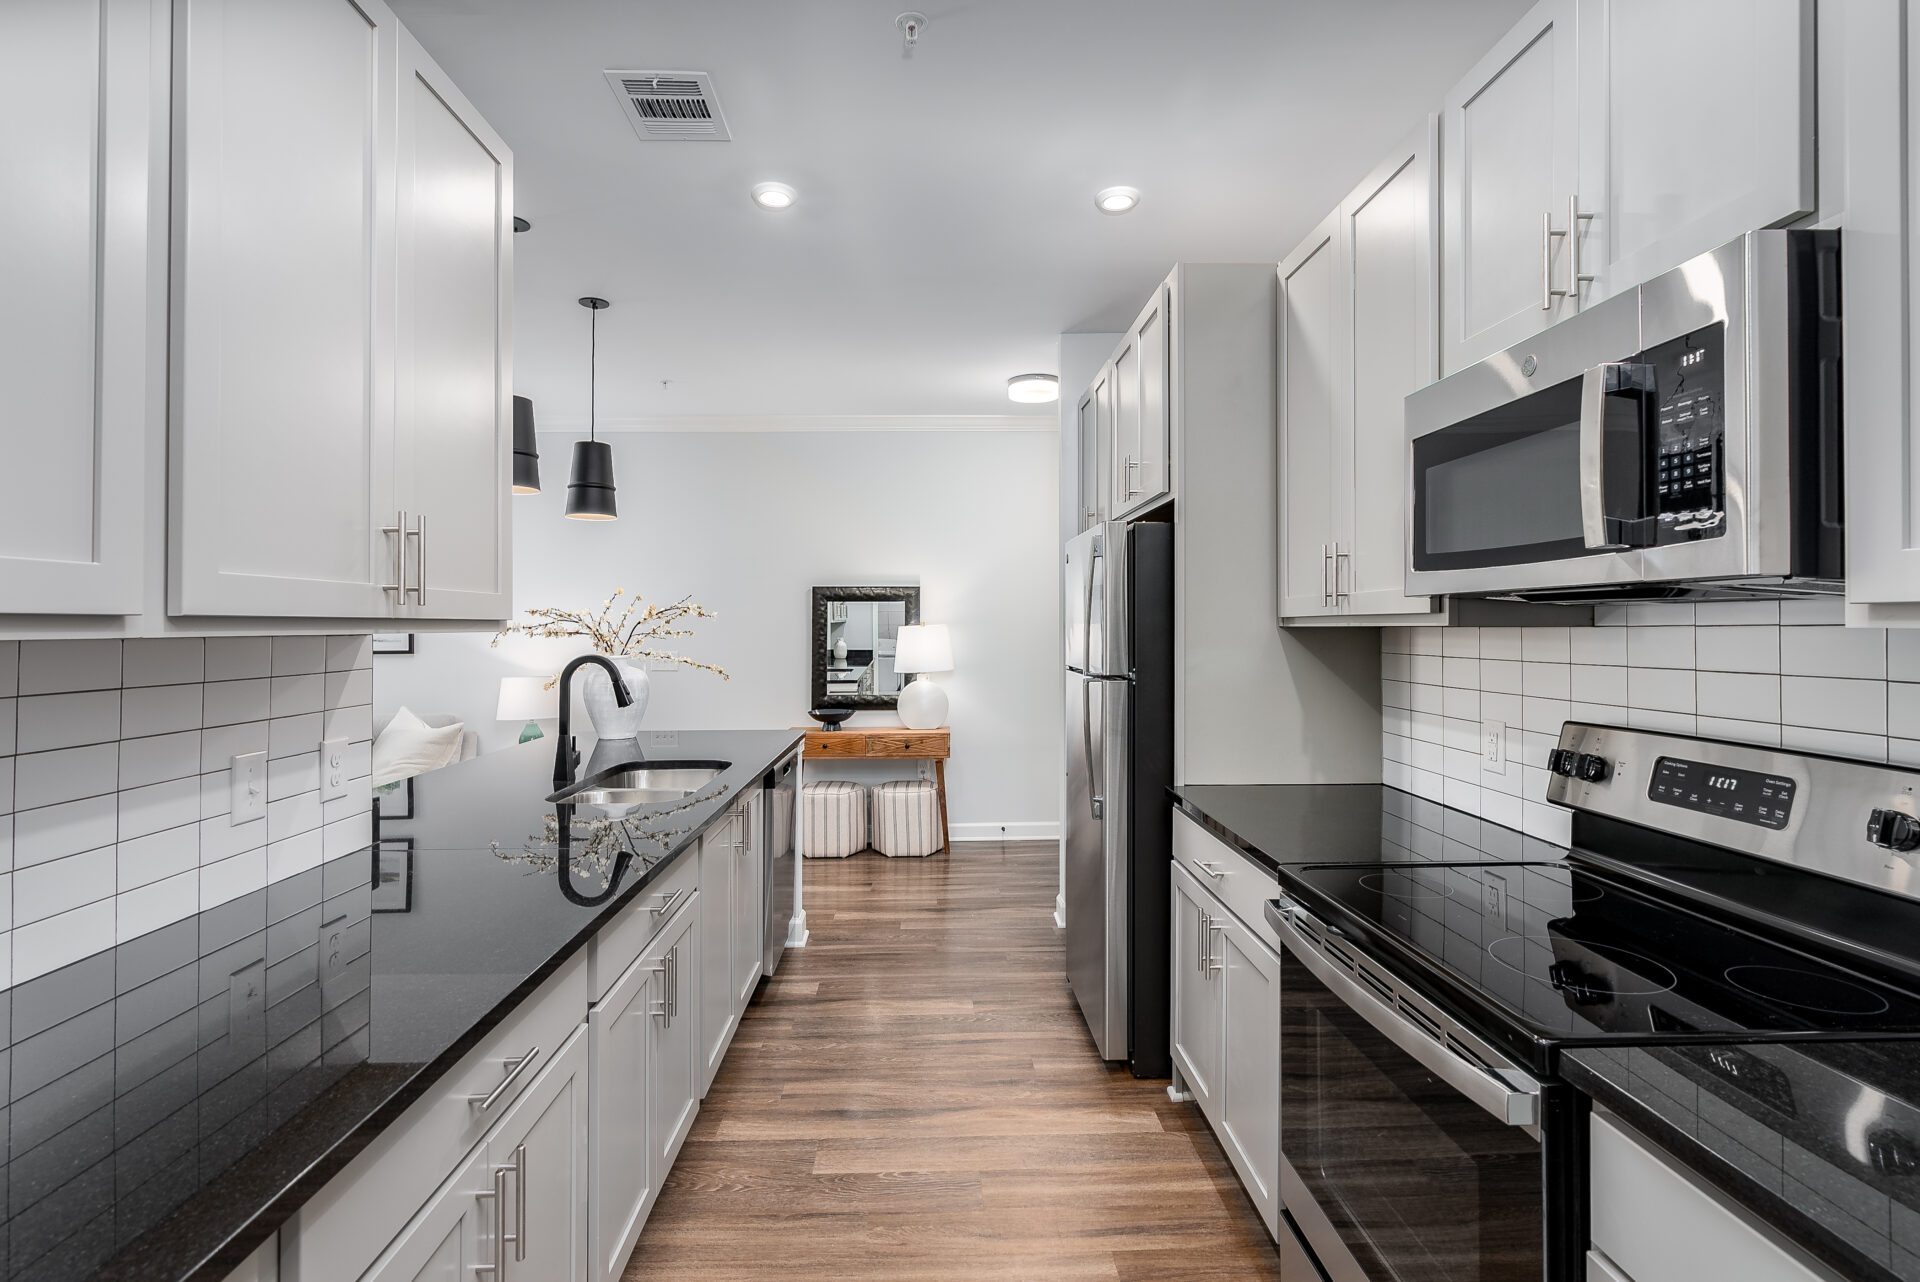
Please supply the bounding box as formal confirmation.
[570,764,728,809]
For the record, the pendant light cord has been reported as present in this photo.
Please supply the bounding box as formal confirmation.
[589,306,597,443]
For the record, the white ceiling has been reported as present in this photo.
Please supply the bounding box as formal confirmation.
[392,0,1532,424]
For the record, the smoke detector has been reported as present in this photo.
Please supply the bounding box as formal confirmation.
[604,70,731,142]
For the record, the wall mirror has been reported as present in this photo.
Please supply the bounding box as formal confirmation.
[811,586,920,709]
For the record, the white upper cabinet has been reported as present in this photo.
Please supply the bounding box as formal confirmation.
[1111,284,1173,520]
[1076,371,1110,532]
[1440,0,1814,375]
[169,0,402,618]
[1277,212,1343,621]
[1439,0,1580,373]
[1277,124,1439,624]
[1574,0,1814,304]
[394,29,513,621]
[0,0,160,616]
[1343,128,1439,617]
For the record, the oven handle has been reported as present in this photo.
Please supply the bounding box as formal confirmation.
[1267,896,1541,1129]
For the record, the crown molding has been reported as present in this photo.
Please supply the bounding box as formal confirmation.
[534,413,1057,435]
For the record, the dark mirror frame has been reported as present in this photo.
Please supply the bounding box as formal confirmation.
[810,585,921,710]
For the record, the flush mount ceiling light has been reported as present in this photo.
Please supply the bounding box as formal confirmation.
[1094,186,1141,215]
[1007,373,1060,404]
[751,181,797,211]
[565,297,617,521]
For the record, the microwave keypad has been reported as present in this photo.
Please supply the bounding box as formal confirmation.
[1648,323,1727,527]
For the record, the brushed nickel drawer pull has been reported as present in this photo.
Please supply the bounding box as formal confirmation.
[467,1046,540,1112]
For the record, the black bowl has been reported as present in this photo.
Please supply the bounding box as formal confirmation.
[808,707,855,730]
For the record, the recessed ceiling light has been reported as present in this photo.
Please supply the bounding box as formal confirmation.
[1007,373,1059,404]
[751,182,797,211]
[1094,186,1140,215]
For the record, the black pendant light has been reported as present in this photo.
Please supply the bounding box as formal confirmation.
[511,395,541,494]
[565,297,617,521]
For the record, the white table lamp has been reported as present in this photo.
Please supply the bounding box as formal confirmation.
[497,675,559,743]
[893,624,953,730]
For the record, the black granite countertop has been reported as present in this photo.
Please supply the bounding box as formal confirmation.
[11,729,801,1282]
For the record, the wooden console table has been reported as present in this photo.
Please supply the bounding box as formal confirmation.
[800,728,951,853]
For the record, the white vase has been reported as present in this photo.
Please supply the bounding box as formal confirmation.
[580,658,650,739]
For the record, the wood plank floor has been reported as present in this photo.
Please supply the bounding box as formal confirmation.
[623,841,1283,1281]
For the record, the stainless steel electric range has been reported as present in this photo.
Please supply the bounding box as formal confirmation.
[1267,724,1920,1282]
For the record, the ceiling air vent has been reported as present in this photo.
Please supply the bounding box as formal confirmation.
[604,70,731,142]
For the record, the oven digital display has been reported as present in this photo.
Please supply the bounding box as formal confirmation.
[1649,756,1795,829]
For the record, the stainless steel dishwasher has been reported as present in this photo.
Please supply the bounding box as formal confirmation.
[763,751,798,975]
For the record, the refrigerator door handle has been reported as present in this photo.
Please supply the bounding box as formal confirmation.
[1085,539,1103,672]
[1085,680,1103,819]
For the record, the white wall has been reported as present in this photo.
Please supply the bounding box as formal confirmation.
[376,428,1061,838]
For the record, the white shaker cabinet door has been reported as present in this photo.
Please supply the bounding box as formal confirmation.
[649,901,702,1182]
[169,0,401,617]
[393,28,513,622]
[1276,211,1343,621]
[1214,913,1282,1241]
[732,792,765,1010]
[487,1025,590,1282]
[361,1146,497,1282]
[1341,122,1439,618]
[698,827,737,1094]
[1574,0,1813,305]
[0,0,160,616]
[1113,285,1171,518]
[589,947,657,1282]
[1439,0,1580,373]
[1076,371,1111,532]
[1169,864,1222,1118]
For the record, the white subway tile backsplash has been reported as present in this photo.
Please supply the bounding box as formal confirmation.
[1697,672,1781,723]
[1382,613,1920,836]
[18,639,121,695]
[1382,653,1411,682]
[1782,676,1887,735]
[0,634,376,991]
[205,637,272,681]
[1410,684,1443,716]
[1780,626,1887,680]
[1696,625,1780,674]
[271,636,327,677]
[121,638,205,688]
[1410,654,1443,686]
[12,743,117,810]
[119,683,202,739]
[16,690,120,752]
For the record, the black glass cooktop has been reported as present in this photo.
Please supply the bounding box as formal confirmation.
[1280,859,1920,1048]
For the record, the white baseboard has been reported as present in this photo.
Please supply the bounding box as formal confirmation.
[950,821,1061,843]
[785,909,809,948]
[1053,895,1066,929]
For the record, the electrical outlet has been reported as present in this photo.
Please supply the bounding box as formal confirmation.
[319,737,349,802]
[643,730,681,749]
[1483,871,1508,925]
[228,959,265,1046]
[1482,720,1506,774]
[230,751,267,825]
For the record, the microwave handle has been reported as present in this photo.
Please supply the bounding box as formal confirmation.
[1579,362,1654,550]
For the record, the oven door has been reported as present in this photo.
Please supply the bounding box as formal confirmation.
[1269,897,1553,1282]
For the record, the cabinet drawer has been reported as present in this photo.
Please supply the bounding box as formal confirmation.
[1173,811,1280,953]
[861,731,949,758]
[282,949,589,1282]
[803,731,870,758]
[589,841,702,1000]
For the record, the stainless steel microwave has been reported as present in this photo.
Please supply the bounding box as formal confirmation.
[1405,230,1842,602]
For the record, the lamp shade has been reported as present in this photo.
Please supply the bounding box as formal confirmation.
[893,624,952,675]
[511,396,541,494]
[564,439,618,519]
[497,675,560,722]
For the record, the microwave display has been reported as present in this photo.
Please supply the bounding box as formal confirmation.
[1647,323,1727,521]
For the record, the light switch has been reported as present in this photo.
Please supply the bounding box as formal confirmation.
[231,751,267,825]
[319,736,349,801]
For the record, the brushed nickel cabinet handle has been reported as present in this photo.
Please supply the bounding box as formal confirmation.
[381,510,405,597]
[466,1046,540,1112]
[1568,195,1595,298]
[512,1142,527,1262]
[1542,210,1567,311]
[405,513,427,605]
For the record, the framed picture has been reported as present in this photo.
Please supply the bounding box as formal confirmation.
[372,839,414,913]
[373,632,415,655]
[376,776,414,820]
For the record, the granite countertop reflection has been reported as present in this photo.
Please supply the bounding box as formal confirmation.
[12,730,800,1282]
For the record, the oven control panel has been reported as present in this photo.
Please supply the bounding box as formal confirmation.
[1646,323,1726,529]
[1649,756,1796,830]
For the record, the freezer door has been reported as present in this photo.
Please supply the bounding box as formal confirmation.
[1065,675,1129,1060]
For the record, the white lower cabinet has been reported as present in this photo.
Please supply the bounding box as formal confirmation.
[1169,837,1282,1244]
[699,789,765,1096]
[731,791,765,1010]
[1170,864,1222,1116]
[367,1026,589,1282]
[649,902,702,1184]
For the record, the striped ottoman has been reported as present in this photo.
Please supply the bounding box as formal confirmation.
[802,780,867,858]
[871,780,943,857]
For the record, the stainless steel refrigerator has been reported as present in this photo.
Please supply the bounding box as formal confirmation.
[1063,519,1173,1077]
